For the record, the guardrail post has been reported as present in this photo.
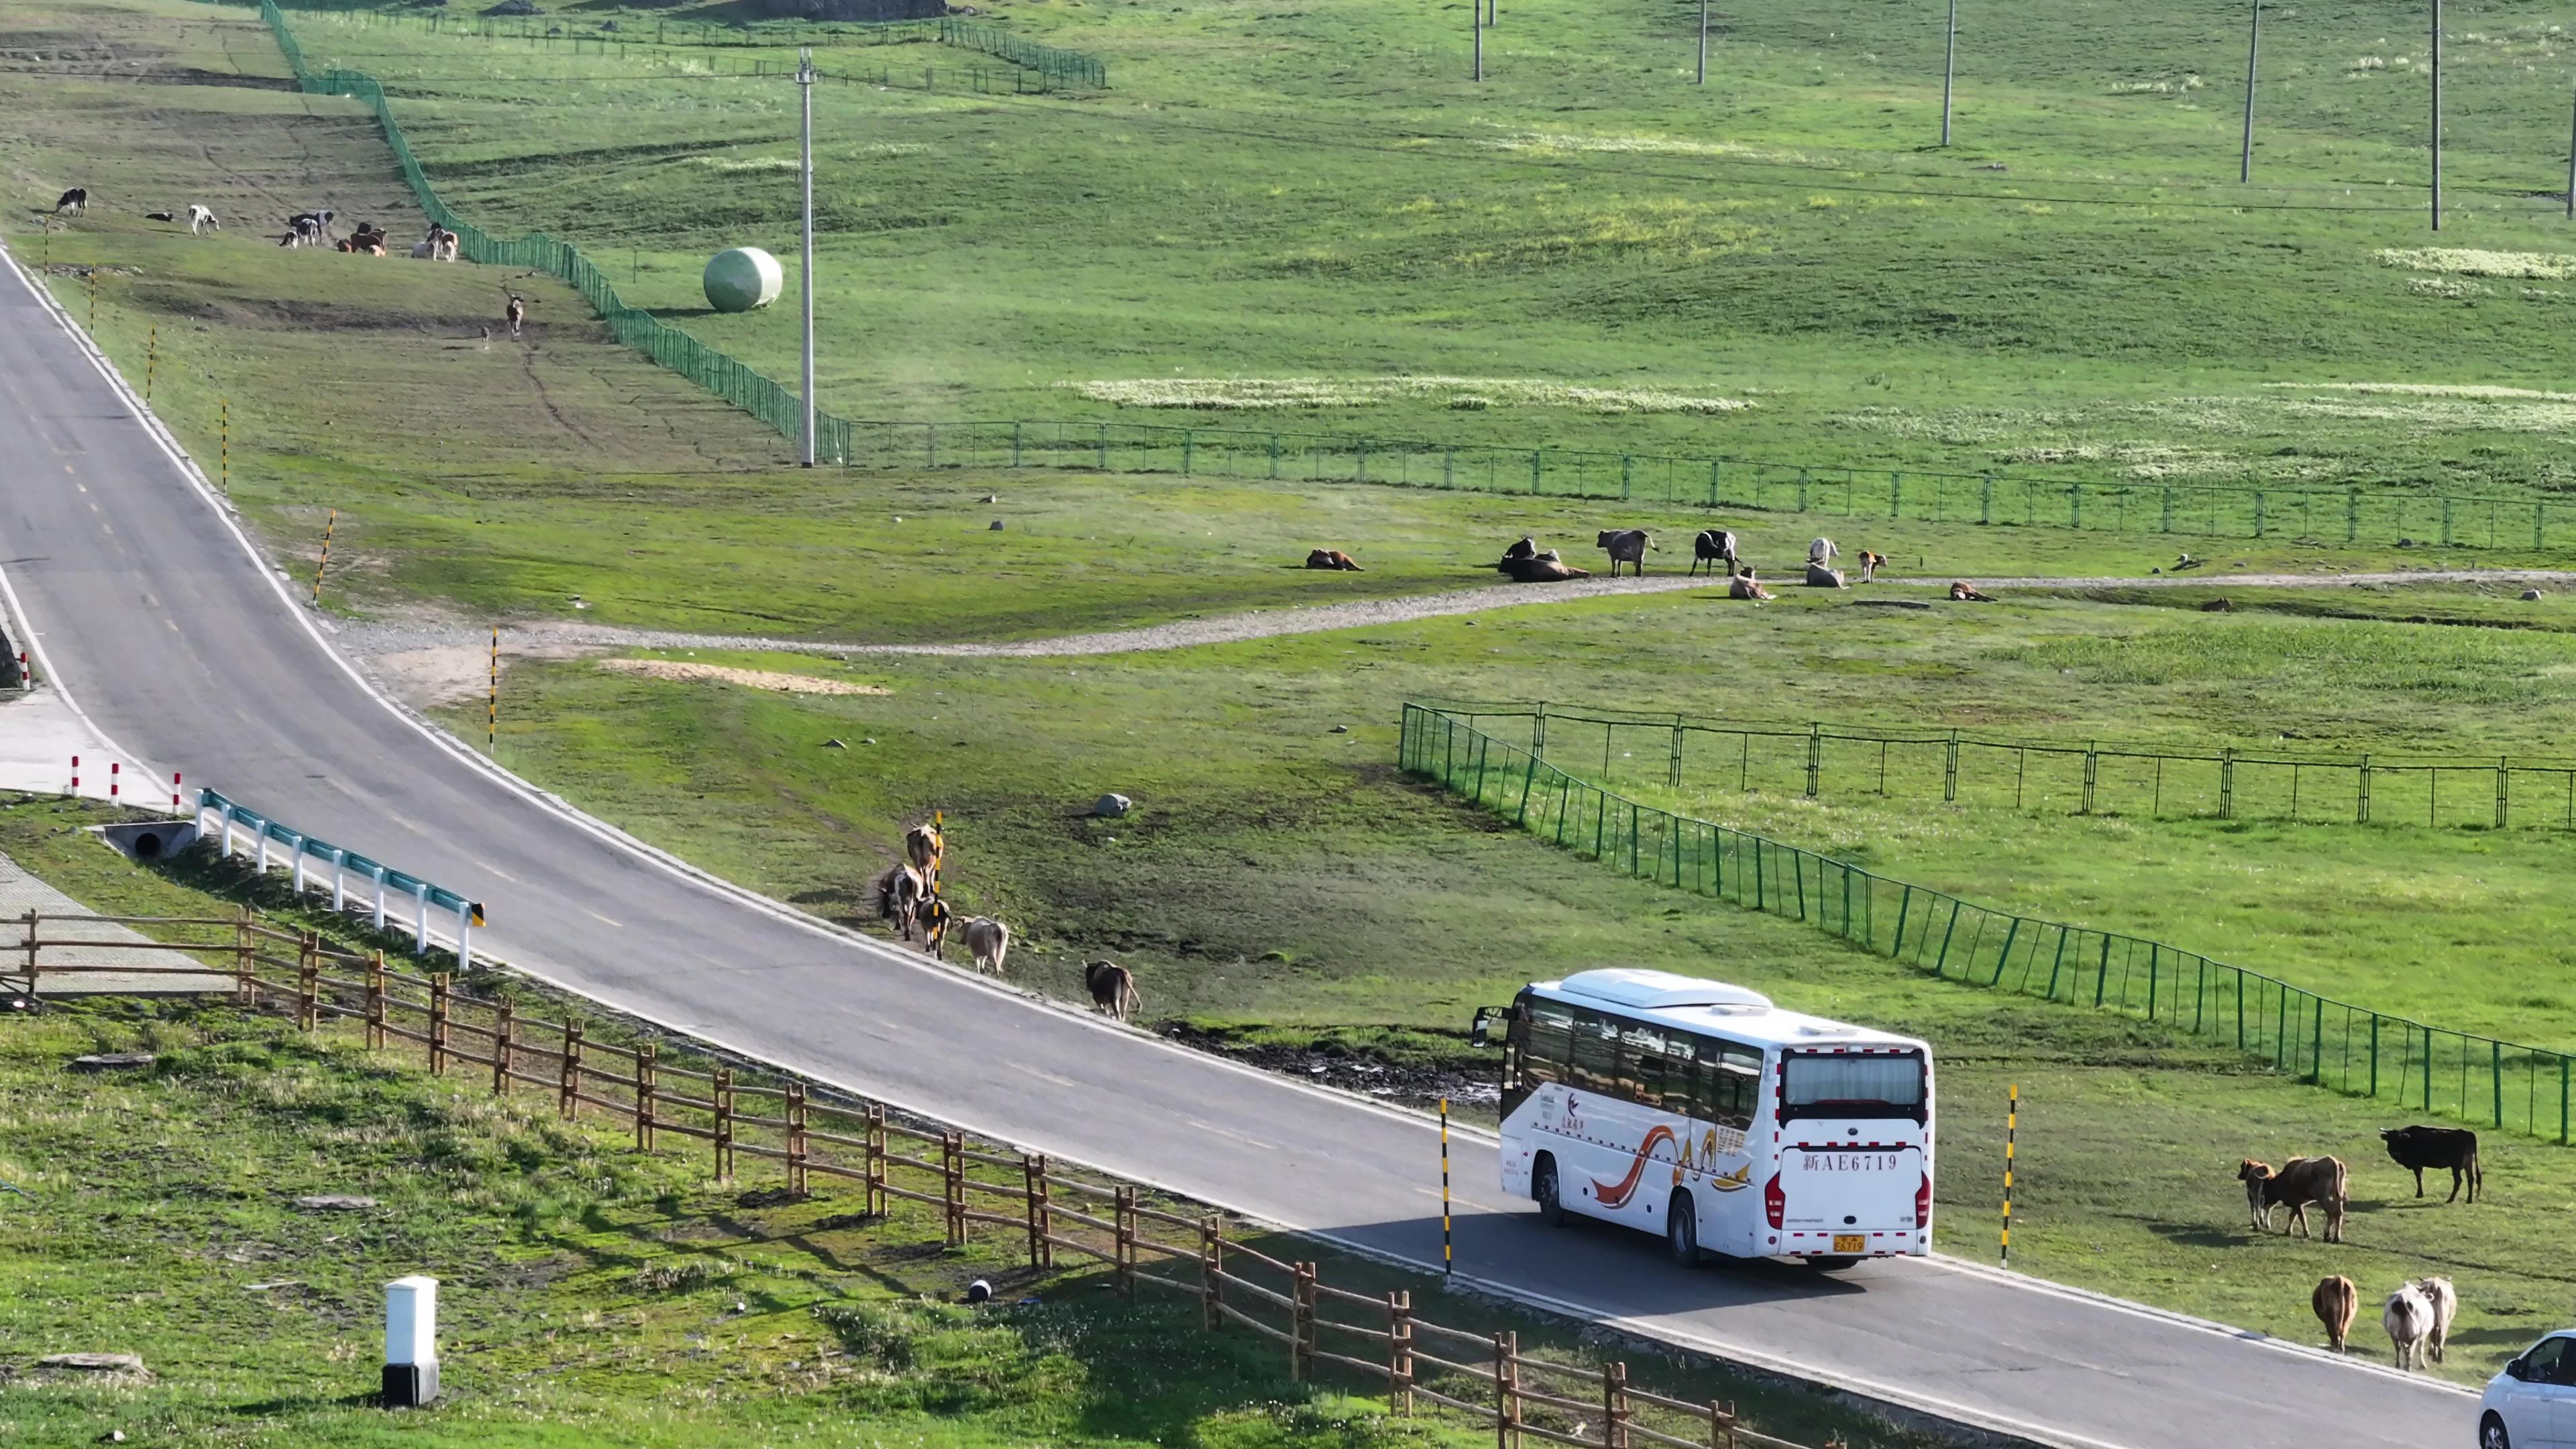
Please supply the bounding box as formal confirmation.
[938,1131,965,1243]
[1606,1361,1630,1449]
[366,951,386,1049]
[1495,1332,1519,1449]
[714,1068,735,1183]
[1389,1289,1413,1413]
[1116,1185,1138,1296]
[1203,1216,1225,1328]
[412,882,430,955]
[636,1044,657,1152]
[372,866,388,931]
[492,996,513,1095]
[561,1020,584,1118]
[429,972,450,1074]
[297,931,319,1030]
[787,1083,809,1196]
[867,1102,887,1216]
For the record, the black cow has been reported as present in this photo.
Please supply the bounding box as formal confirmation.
[1690,529,1737,578]
[2381,1125,2481,1203]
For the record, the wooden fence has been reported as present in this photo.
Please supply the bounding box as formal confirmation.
[14,910,1844,1449]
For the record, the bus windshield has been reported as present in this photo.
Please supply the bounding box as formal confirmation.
[1782,1051,1925,1123]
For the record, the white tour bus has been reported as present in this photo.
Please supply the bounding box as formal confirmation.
[1477,968,1934,1269]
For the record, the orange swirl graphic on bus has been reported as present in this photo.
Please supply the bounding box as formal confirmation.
[1593,1126,1675,1208]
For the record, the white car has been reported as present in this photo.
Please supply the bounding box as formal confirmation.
[2481,1334,2576,1448]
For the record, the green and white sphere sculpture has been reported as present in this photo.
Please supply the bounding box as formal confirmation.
[702,247,784,313]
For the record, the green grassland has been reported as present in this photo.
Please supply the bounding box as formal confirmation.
[252,0,2576,502]
[0,798,1943,1448]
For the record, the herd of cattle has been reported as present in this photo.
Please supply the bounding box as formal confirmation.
[869,821,1141,1022]
[1304,531,2010,600]
[2244,1125,2485,1368]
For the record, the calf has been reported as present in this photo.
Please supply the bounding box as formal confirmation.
[960,917,1011,975]
[1690,529,1737,578]
[1085,961,1140,1022]
[1857,549,1886,583]
[2239,1156,2347,1242]
[2381,1124,2481,1203]
[53,187,87,215]
[2384,1285,2433,1371]
[1305,549,1363,571]
[186,203,219,235]
[2312,1275,2357,1352]
[1729,568,1774,601]
[1595,529,1653,577]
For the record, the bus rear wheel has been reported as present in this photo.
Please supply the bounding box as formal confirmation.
[1534,1156,1566,1228]
[1666,1190,1702,1267]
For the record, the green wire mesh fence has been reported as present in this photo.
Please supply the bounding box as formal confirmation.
[936,19,1106,87]
[1503,703,2576,832]
[839,418,2576,551]
[1400,700,2576,1143]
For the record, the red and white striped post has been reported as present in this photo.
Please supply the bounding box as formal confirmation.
[70,755,78,793]
[172,771,183,815]
[15,651,26,688]
[109,761,119,802]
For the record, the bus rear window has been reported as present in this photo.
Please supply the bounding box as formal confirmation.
[1782,1052,1925,1122]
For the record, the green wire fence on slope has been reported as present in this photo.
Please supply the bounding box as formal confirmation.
[1399,700,2576,1143]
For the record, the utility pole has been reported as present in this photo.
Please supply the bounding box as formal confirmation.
[2240,0,2259,182]
[1472,0,1483,81]
[2430,0,2443,231]
[797,46,817,466]
[1941,0,1958,145]
[1697,0,1708,85]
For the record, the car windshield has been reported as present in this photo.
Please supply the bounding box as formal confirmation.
[1782,1052,1926,1122]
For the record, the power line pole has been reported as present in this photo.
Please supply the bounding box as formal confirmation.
[2430,0,2443,231]
[1941,0,1958,145]
[1697,0,1709,85]
[2240,0,2259,182]
[797,46,817,466]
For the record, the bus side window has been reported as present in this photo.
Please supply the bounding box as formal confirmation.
[1658,1034,1698,1115]
[1570,1009,1619,1093]
[1620,1022,1667,1108]
[1694,1042,1760,1129]
[1521,1000,1574,1086]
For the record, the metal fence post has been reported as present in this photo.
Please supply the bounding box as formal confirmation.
[1945,729,1960,802]
[2220,748,2236,819]
[2082,745,2098,813]
[2360,754,2373,823]
[1980,474,1993,524]
[1806,721,1821,798]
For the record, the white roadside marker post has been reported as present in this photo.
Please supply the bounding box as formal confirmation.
[382,1275,439,1407]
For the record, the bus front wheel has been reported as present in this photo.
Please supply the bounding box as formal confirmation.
[1533,1156,1566,1228]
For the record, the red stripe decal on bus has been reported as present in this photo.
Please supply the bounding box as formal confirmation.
[1591,1125,1676,1208]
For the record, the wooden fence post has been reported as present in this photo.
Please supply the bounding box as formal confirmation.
[635,1043,657,1152]
[866,1103,886,1217]
[1606,1361,1630,1449]
[234,905,254,1006]
[1291,1262,1314,1379]
[713,1067,735,1183]
[1495,1332,1519,1449]
[365,951,385,1049]
[560,1020,584,1119]
[429,973,450,1075]
[787,1083,809,1196]
[1203,1216,1225,1330]
[492,998,513,1096]
[21,910,40,1001]
[943,1131,965,1246]
[297,930,319,1031]
[1709,1399,1737,1449]
[1116,1186,1138,1297]
[1022,1153,1045,1269]
[1389,1289,1413,1414]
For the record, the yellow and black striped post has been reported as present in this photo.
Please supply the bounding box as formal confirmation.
[145,326,156,404]
[1440,1096,1454,1275]
[310,508,337,606]
[2001,1084,2018,1268]
[219,398,229,494]
[86,264,97,331]
[487,625,498,754]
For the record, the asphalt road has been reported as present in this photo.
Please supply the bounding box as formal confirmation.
[0,248,2476,1449]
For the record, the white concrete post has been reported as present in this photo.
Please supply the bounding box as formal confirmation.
[290,833,307,894]
[455,902,472,972]
[373,866,388,930]
[413,884,430,955]
[382,1275,439,1407]
[256,829,270,873]
[332,849,347,912]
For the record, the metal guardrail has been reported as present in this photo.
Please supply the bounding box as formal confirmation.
[194,788,483,963]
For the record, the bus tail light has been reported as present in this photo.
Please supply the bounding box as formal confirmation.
[1916,1172,1932,1228]
[1764,1173,1784,1229]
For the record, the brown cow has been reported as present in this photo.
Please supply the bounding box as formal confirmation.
[1305,549,1364,571]
[2240,1157,2348,1242]
[1085,961,1140,1022]
[1595,529,1654,577]
[1498,549,1590,584]
[1729,567,1774,601]
[2313,1275,2358,1352]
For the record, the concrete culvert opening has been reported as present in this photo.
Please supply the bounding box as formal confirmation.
[131,831,162,860]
